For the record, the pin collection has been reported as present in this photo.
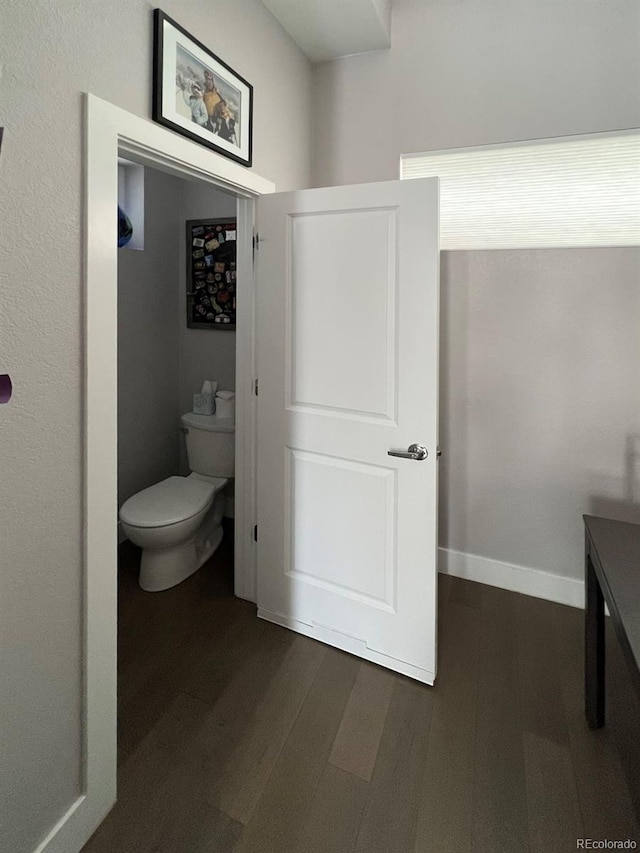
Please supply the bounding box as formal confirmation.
[187,218,237,327]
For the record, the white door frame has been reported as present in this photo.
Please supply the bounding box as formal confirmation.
[38,93,274,853]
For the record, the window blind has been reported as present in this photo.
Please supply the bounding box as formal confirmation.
[401,131,640,250]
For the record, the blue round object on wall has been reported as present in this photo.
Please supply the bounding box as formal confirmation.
[118,205,133,248]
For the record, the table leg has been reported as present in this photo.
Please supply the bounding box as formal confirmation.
[585,545,605,728]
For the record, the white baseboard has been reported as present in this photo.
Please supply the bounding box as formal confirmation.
[438,547,584,609]
[115,520,583,608]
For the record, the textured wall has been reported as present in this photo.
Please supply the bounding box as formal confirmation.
[0,1,311,850]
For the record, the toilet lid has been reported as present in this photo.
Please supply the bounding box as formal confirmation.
[119,476,216,528]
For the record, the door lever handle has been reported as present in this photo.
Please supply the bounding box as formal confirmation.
[387,443,428,461]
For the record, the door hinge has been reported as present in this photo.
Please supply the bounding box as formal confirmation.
[254,378,259,396]
[253,524,258,542]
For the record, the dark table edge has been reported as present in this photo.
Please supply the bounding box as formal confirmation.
[584,514,640,705]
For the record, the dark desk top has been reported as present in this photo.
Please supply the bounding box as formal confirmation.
[584,514,640,678]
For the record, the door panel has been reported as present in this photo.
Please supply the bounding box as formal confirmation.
[289,208,397,420]
[287,448,396,608]
[256,178,439,684]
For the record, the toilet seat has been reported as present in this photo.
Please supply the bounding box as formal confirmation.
[119,475,223,528]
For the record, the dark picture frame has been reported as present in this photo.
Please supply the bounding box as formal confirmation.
[186,217,237,329]
[152,9,253,167]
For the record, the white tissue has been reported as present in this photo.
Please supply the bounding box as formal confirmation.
[215,390,235,420]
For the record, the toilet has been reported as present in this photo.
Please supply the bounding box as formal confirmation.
[119,413,235,591]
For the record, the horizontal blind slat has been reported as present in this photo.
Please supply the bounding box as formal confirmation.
[401,131,640,249]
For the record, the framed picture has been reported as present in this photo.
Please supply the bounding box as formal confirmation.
[153,9,253,167]
[186,217,237,329]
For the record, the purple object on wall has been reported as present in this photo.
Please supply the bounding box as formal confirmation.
[0,374,13,403]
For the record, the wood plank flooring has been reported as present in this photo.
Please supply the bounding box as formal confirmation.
[83,529,640,852]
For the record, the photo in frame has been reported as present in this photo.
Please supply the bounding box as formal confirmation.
[153,9,253,167]
[187,217,237,329]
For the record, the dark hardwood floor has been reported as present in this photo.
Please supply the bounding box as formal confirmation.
[83,526,640,852]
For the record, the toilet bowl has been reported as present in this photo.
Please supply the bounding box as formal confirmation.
[119,412,235,591]
[120,474,228,591]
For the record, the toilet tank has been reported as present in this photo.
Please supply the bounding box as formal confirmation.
[181,412,235,478]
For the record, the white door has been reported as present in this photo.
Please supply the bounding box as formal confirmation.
[256,178,440,684]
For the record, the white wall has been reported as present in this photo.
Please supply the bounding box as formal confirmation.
[439,249,640,582]
[0,1,311,850]
[118,168,183,509]
[312,0,640,593]
[313,0,640,187]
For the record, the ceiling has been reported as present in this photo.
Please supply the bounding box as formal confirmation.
[260,0,392,63]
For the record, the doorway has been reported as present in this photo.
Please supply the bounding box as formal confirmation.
[66,94,273,853]
[116,165,239,569]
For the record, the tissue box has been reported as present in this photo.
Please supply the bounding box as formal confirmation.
[193,393,214,415]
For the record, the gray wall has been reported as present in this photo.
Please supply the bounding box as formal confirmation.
[0,1,311,849]
[312,0,640,585]
[179,181,239,475]
[118,168,183,509]
[179,182,238,413]
[118,171,239,506]
[439,249,640,581]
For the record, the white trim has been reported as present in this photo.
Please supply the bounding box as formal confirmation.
[403,127,640,160]
[37,94,274,853]
[233,197,257,601]
[438,547,584,610]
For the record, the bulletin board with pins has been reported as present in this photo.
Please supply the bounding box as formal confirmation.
[186,217,237,329]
